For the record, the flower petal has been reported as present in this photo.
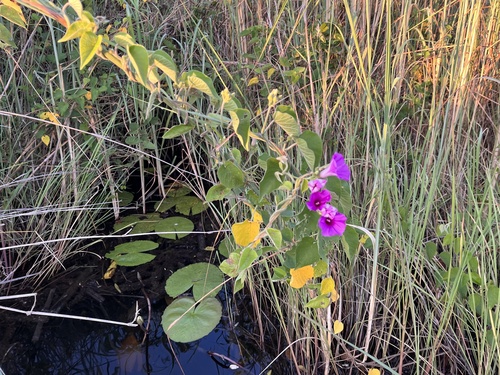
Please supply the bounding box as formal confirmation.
[306,190,331,211]
[319,153,350,181]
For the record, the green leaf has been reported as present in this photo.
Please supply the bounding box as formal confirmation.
[162,124,194,139]
[326,178,352,214]
[341,225,359,264]
[166,186,191,197]
[425,242,437,260]
[174,196,206,215]
[110,252,156,267]
[219,252,240,277]
[80,10,94,23]
[487,285,500,309]
[221,88,242,111]
[239,247,258,271]
[105,240,159,266]
[468,293,483,315]
[217,161,245,189]
[0,4,26,28]
[158,197,206,215]
[162,297,222,343]
[113,32,136,48]
[109,240,159,255]
[154,199,176,212]
[297,130,322,170]
[184,70,219,100]
[259,158,282,198]
[205,184,231,202]
[284,237,319,269]
[272,266,288,280]
[229,108,251,151]
[165,262,224,300]
[155,217,194,240]
[233,272,246,293]
[305,294,331,309]
[127,44,149,87]
[274,105,300,137]
[0,23,16,48]
[113,213,162,234]
[79,31,102,70]
[117,191,134,207]
[152,50,178,83]
[266,228,282,249]
[218,237,234,258]
[314,260,328,277]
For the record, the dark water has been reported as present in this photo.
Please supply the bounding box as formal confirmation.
[1,298,268,375]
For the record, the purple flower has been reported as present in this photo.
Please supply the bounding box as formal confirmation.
[318,204,347,237]
[308,179,327,193]
[306,190,331,211]
[319,153,350,181]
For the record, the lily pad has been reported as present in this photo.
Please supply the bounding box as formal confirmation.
[113,213,161,234]
[165,262,224,301]
[155,217,194,240]
[162,297,222,343]
[155,195,206,215]
[105,240,159,266]
[174,196,206,215]
[110,252,156,267]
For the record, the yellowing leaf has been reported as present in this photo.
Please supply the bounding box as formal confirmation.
[232,220,260,247]
[103,260,117,279]
[39,111,60,124]
[333,320,344,334]
[41,135,50,146]
[247,76,259,86]
[331,288,339,302]
[368,369,381,375]
[251,207,263,223]
[84,91,92,100]
[290,265,314,289]
[320,277,335,295]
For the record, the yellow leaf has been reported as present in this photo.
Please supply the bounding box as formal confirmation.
[251,208,263,223]
[368,369,381,375]
[333,320,344,334]
[232,220,260,247]
[103,260,117,279]
[85,90,92,100]
[290,265,314,289]
[247,76,259,86]
[41,135,50,146]
[320,277,335,295]
[39,111,61,124]
[331,288,339,302]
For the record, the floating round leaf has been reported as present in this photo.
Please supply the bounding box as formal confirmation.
[162,297,222,343]
[155,217,194,240]
[165,262,224,300]
[112,252,156,267]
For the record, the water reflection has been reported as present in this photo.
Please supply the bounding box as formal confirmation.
[2,299,264,375]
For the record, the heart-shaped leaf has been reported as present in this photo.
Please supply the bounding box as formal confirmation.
[155,217,194,239]
[111,252,156,267]
[162,297,222,343]
[165,262,224,300]
[105,240,158,258]
[80,31,102,70]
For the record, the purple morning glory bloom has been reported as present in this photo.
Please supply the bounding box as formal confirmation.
[318,204,347,237]
[319,153,350,181]
[306,190,331,211]
[308,179,327,193]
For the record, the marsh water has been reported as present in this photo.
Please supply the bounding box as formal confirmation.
[0,230,280,374]
[1,296,266,374]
